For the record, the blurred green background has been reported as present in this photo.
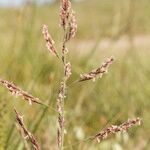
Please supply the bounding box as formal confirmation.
[0,0,150,149]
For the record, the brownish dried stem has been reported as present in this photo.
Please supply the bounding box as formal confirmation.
[0,78,45,106]
[91,118,141,143]
[14,109,40,150]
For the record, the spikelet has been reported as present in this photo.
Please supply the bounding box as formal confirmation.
[14,109,40,150]
[79,57,114,82]
[92,118,141,143]
[64,62,72,79]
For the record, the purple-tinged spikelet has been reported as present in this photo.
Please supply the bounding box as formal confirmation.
[79,57,114,82]
[64,62,72,79]
[92,118,141,143]
[0,78,44,106]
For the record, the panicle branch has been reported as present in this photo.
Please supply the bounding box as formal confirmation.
[0,78,45,106]
[79,57,114,82]
[14,109,40,150]
[92,118,141,143]
[42,25,59,58]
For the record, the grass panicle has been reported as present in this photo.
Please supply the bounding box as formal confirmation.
[0,0,143,149]
[92,118,141,143]
[79,57,114,82]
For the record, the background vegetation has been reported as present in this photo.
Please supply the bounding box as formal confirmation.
[0,0,150,149]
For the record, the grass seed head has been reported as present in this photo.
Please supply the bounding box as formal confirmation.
[92,118,141,143]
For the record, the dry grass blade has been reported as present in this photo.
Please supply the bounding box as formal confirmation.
[0,78,45,106]
[91,118,141,143]
[79,57,114,82]
[14,109,40,150]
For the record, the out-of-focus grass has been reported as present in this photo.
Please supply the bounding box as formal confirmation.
[0,0,150,149]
